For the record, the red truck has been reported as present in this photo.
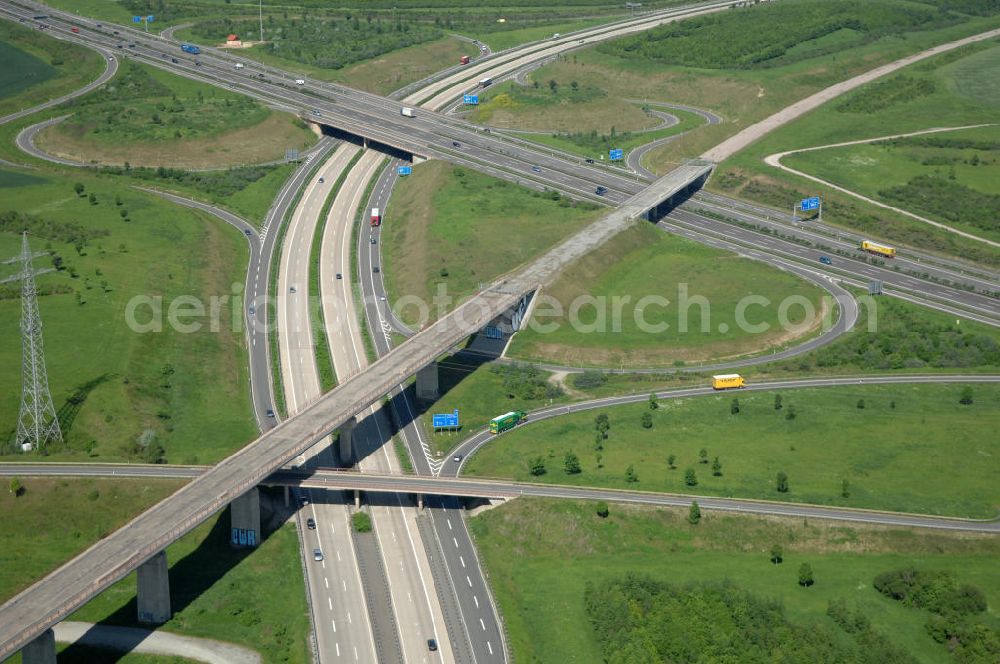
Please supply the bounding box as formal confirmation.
[71,26,80,33]
[370,208,381,227]
[460,55,470,65]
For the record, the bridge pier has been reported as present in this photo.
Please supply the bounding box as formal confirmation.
[417,493,424,510]
[21,628,55,664]
[230,488,261,548]
[354,489,361,508]
[137,550,171,625]
[415,363,439,402]
[339,417,357,466]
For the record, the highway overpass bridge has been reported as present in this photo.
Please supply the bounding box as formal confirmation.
[0,160,713,662]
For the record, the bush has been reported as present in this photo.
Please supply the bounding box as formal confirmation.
[491,363,563,401]
[874,569,987,616]
[595,501,609,518]
[352,511,372,533]
[572,370,607,389]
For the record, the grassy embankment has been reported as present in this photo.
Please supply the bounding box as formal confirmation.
[711,26,1000,265]
[506,221,830,368]
[380,160,602,327]
[471,497,1000,664]
[0,169,257,464]
[33,59,314,169]
[464,382,1000,518]
[0,21,104,118]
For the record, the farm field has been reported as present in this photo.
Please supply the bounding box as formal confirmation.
[463,382,1000,518]
[380,160,601,327]
[0,169,257,464]
[33,60,315,169]
[505,222,829,368]
[471,498,1000,664]
[715,37,1000,266]
[0,22,104,119]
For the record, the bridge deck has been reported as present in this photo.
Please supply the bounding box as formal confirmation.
[0,161,713,659]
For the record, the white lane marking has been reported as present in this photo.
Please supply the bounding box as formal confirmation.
[480,618,486,631]
[354,647,358,661]
[348,611,353,624]
[336,550,341,562]
[447,519,452,530]
[336,642,340,657]
[453,537,459,548]
[342,579,347,592]
[324,577,329,589]
[487,641,493,655]
[328,597,333,610]
[474,595,479,608]
[332,619,337,633]
[459,556,466,568]
[466,575,472,587]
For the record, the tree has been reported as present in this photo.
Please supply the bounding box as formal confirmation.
[648,393,658,409]
[529,456,546,476]
[776,471,789,493]
[8,478,23,497]
[667,454,676,469]
[856,398,865,409]
[625,465,639,483]
[564,451,581,475]
[119,209,128,219]
[699,448,708,464]
[684,468,698,486]
[841,479,850,498]
[594,413,610,436]
[774,393,783,410]
[712,456,722,477]
[74,182,84,196]
[593,432,604,451]
[88,193,97,205]
[548,79,558,93]
[641,412,653,429]
[785,404,796,421]
[688,501,701,525]
[959,387,974,405]
[570,80,579,92]
[798,562,814,587]
[352,511,372,533]
[731,398,740,415]
[770,543,783,564]
[596,501,609,518]
[115,194,123,206]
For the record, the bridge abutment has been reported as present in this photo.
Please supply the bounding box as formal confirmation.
[415,363,439,402]
[21,628,55,664]
[137,550,171,625]
[230,488,261,548]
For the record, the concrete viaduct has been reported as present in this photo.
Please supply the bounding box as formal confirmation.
[1,161,713,663]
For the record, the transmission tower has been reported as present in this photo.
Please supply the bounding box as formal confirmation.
[5,233,62,452]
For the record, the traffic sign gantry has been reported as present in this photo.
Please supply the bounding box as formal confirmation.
[462,94,479,105]
[609,148,624,161]
[432,409,460,429]
[800,196,820,211]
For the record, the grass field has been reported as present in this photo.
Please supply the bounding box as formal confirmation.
[782,125,1000,243]
[470,497,1000,664]
[464,382,1000,518]
[508,105,704,162]
[506,222,829,368]
[0,22,105,119]
[381,160,601,327]
[0,169,257,464]
[714,37,1000,266]
[63,488,309,664]
[36,60,315,169]
[0,477,185,603]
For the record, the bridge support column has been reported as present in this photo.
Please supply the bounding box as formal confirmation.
[230,488,261,548]
[412,155,426,165]
[354,490,361,508]
[416,363,439,402]
[339,417,356,466]
[137,550,171,625]
[22,628,55,664]
[284,485,290,507]
[417,493,424,510]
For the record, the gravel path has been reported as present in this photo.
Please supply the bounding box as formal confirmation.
[764,124,1000,249]
[54,622,261,664]
[702,27,1000,163]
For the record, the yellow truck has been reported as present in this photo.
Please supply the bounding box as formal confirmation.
[711,374,745,390]
[861,240,896,258]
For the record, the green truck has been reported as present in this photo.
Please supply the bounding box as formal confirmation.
[489,410,527,434]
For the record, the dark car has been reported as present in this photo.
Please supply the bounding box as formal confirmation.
[585,158,595,164]
[244,228,252,236]
[452,141,461,148]
[531,165,541,173]
[266,408,275,418]
[171,57,178,63]
[819,255,833,265]
[306,517,316,530]
[595,186,608,196]
[370,236,377,245]
[373,266,380,273]
[336,273,342,280]
[427,639,438,652]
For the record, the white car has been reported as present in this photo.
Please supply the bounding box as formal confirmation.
[313,548,323,561]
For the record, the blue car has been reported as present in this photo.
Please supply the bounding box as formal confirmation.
[819,256,832,265]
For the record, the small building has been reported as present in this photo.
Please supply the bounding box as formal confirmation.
[225,33,242,46]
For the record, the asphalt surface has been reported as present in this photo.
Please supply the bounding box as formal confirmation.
[15,115,86,166]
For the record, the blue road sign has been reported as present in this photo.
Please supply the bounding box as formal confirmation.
[432,409,460,428]
[147,15,155,22]
[133,15,141,22]
[484,325,503,339]
[463,94,479,105]
[609,148,624,161]
[397,166,412,176]
[800,196,820,211]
